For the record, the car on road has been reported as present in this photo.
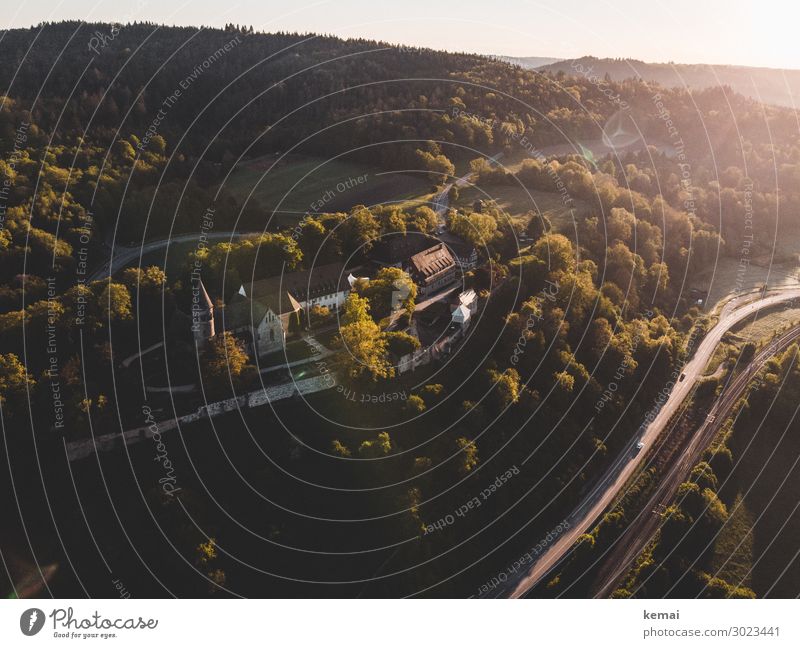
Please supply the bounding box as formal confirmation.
[678,372,685,381]
[635,441,645,452]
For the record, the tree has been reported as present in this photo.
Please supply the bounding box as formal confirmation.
[338,319,393,381]
[99,282,133,323]
[331,439,351,457]
[447,185,459,204]
[386,331,421,357]
[122,266,170,339]
[122,265,167,295]
[604,241,646,305]
[200,332,256,396]
[413,456,432,472]
[698,573,755,599]
[341,293,371,326]
[0,353,34,416]
[532,233,575,274]
[250,233,303,276]
[337,293,394,381]
[406,394,426,413]
[554,370,575,392]
[421,383,444,404]
[411,206,438,233]
[340,205,380,256]
[195,537,218,566]
[416,148,455,183]
[690,461,718,491]
[469,157,506,184]
[359,431,392,457]
[194,536,226,594]
[298,217,327,259]
[381,209,407,233]
[360,267,417,322]
[455,437,479,473]
[448,211,497,248]
[487,367,521,408]
[114,138,136,162]
[606,207,635,244]
[525,210,551,240]
[308,304,331,327]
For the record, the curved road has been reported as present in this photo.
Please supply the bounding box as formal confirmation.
[432,153,504,218]
[88,231,260,281]
[502,287,800,598]
[591,322,800,596]
[92,151,507,282]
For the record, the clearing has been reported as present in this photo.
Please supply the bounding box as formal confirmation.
[222,153,431,227]
[454,182,591,235]
[692,257,799,312]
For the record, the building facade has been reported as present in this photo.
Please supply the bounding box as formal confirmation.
[438,231,479,270]
[407,243,458,297]
[221,262,350,357]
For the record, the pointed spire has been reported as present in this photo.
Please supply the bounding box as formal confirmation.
[199,279,213,311]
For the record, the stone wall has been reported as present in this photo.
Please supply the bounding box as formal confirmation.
[66,375,333,462]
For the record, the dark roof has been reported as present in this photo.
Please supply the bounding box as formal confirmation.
[369,232,438,265]
[249,262,349,304]
[221,295,272,331]
[415,302,452,346]
[222,263,349,330]
[409,243,456,279]
[437,231,476,258]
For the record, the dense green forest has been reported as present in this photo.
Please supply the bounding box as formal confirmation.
[1,22,799,598]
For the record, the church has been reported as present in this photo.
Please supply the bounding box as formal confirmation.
[219,262,351,357]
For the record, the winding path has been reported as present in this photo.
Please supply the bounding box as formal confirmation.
[88,231,261,281]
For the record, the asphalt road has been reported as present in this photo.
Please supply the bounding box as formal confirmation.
[501,288,800,598]
[591,322,800,597]
[432,152,504,217]
[93,152,509,282]
[88,231,260,281]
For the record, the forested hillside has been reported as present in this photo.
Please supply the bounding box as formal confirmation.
[1,22,800,598]
[529,56,800,108]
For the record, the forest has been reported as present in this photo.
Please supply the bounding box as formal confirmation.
[1,22,799,598]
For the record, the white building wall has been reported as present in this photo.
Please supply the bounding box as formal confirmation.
[301,289,349,311]
[255,309,286,356]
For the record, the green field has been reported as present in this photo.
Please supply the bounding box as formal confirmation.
[692,257,799,312]
[222,154,432,226]
[454,182,590,235]
[731,305,800,345]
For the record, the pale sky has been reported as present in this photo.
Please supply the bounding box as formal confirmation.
[6,0,800,70]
